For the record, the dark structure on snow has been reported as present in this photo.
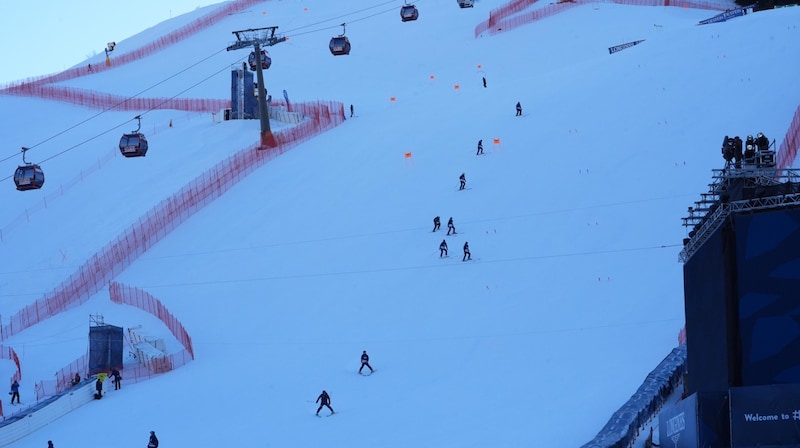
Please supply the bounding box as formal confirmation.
[661,147,800,447]
[89,323,124,375]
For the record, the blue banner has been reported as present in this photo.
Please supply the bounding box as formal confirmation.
[608,39,645,55]
[698,8,746,25]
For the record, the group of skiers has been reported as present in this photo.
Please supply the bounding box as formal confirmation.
[315,350,376,416]
[721,132,771,168]
[433,216,471,261]
[439,239,471,261]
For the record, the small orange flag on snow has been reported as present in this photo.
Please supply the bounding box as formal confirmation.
[404,152,413,159]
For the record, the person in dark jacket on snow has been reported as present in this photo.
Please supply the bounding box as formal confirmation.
[476,139,484,155]
[439,239,448,257]
[447,217,457,235]
[95,378,103,399]
[359,350,374,374]
[433,216,441,232]
[10,380,20,404]
[316,390,335,416]
[110,368,122,390]
[459,173,466,190]
[516,102,522,116]
[463,241,471,261]
[148,431,159,448]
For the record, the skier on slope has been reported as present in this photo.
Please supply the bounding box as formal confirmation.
[10,380,20,404]
[316,390,335,416]
[359,350,375,374]
[447,217,457,236]
[462,242,471,261]
[147,431,159,448]
[433,216,441,232]
[476,139,484,155]
[459,173,466,190]
[516,102,522,116]
[439,239,448,257]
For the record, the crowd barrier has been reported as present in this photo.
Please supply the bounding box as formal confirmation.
[0,101,344,344]
[581,344,687,448]
[475,0,730,37]
[0,0,264,91]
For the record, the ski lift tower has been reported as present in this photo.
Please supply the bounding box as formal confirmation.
[227,26,286,147]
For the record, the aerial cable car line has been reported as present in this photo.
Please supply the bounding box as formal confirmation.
[0,48,229,165]
[280,0,427,39]
[0,59,237,184]
[1,0,422,163]
[2,0,426,176]
[0,53,236,184]
[87,242,684,291]
[279,0,399,34]
[0,240,683,296]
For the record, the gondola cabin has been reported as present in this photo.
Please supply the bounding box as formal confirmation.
[247,50,272,71]
[329,36,351,56]
[14,164,45,191]
[457,0,475,7]
[119,133,149,157]
[400,5,419,21]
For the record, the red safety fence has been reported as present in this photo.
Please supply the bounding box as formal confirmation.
[0,346,22,384]
[3,84,229,112]
[0,101,344,343]
[36,350,193,401]
[474,0,731,37]
[776,104,800,175]
[109,282,194,360]
[0,0,265,91]
[0,346,21,419]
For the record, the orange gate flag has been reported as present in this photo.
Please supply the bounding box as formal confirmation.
[404,152,413,159]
